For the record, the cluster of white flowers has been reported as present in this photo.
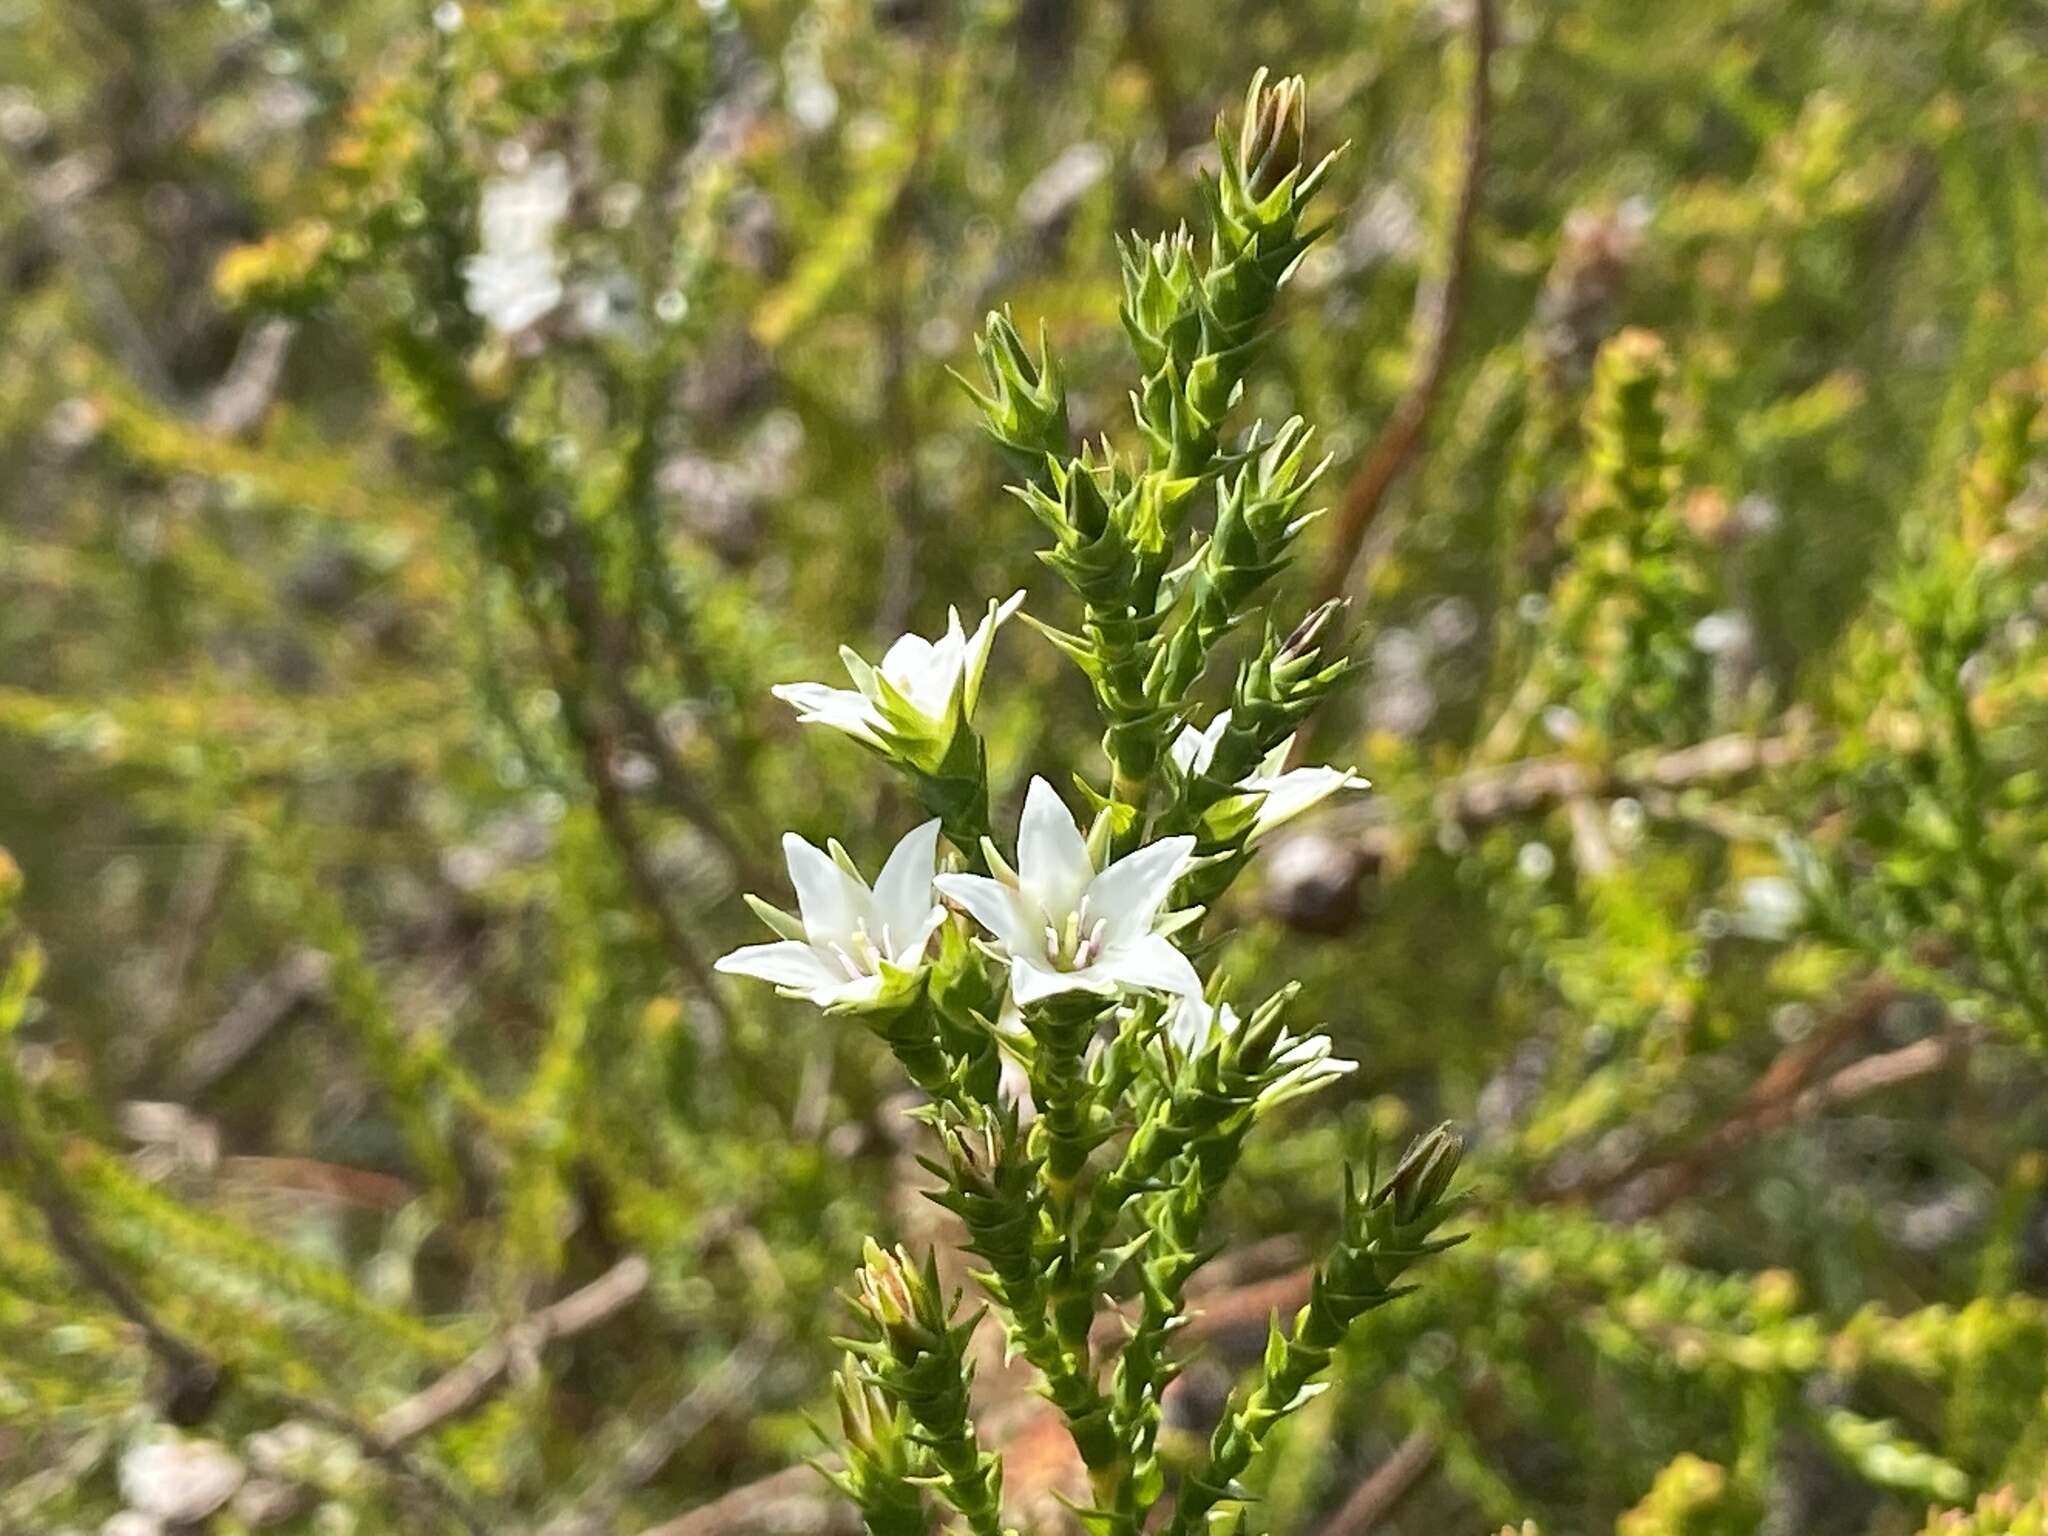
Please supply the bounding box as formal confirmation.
[462,152,572,335]
[718,599,1370,1075]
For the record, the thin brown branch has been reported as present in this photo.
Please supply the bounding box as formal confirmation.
[1528,974,1899,1207]
[373,1254,652,1450]
[1312,0,1496,604]
[547,1331,779,1536]
[218,1154,414,1212]
[254,1386,492,1536]
[1352,728,1819,865]
[541,622,739,1042]
[200,317,297,437]
[1318,1428,1441,1536]
[1186,988,1970,1344]
[1612,1021,1971,1219]
[1264,728,1818,932]
[633,1463,859,1536]
[172,947,333,1098]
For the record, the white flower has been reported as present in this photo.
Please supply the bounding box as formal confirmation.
[1734,874,1807,942]
[1260,1027,1358,1107]
[463,250,565,335]
[118,1438,244,1525]
[1170,711,1369,841]
[1168,999,1357,1106]
[715,820,947,1010]
[772,592,1024,757]
[462,153,573,334]
[936,777,1201,1009]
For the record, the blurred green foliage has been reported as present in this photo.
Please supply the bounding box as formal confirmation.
[2,0,2047,1532]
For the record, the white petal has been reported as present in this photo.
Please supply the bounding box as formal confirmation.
[713,940,841,990]
[879,630,956,720]
[477,154,572,249]
[1171,711,1231,776]
[1245,766,1370,841]
[462,251,563,333]
[1010,955,1112,1006]
[1087,835,1195,946]
[963,590,1026,715]
[872,820,943,954]
[772,682,886,746]
[935,873,1044,955]
[1100,933,1203,1002]
[783,834,872,950]
[119,1439,243,1524]
[1017,776,1092,921]
[900,904,949,963]
[879,629,939,678]
[1166,996,1214,1053]
[813,973,886,1010]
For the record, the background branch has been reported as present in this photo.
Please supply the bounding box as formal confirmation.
[1311,0,1496,604]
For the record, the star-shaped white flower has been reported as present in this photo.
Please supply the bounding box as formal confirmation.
[715,820,947,1010]
[1170,711,1369,841]
[772,593,1025,758]
[935,777,1202,1009]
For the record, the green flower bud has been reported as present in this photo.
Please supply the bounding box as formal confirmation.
[961,308,1070,474]
[1237,70,1308,203]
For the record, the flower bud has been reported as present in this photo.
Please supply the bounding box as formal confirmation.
[1380,1122,1464,1227]
[832,1356,899,1456]
[851,1239,935,1354]
[964,309,1069,468]
[1237,70,1308,202]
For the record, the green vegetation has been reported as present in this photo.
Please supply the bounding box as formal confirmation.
[3,2,2047,1533]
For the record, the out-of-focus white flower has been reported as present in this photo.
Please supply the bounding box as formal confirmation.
[716,820,946,1010]
[1690,610,1754,657]
[1733,875,1807,942]
[1170,711,1369,841]
[462,153,572,334]
[773,593,1024,758]
[936,778,1200,1009]
[118,1438,244,1526]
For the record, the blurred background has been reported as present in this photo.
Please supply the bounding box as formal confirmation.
[3,0,2048,1532]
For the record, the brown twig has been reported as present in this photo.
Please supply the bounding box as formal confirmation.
[200,317,297,437]
[1318,1428,1441,1536]
[1312,0,1496,605]
[253,1386,492,1536]
[1264,728,1818,931]
[373,1254,652,1450]
[542,628,739,1042]
[1428,728,1812,831]
[1528,974,1899,1208]
[1612,1020,1971,1220]
[218,1154,415,1213]
[172,947,334,1098]
[1351,728,1818,865]
[548,1331,779,1536]
[1185,1003,1971,1344]
[633,1463,859,1536]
